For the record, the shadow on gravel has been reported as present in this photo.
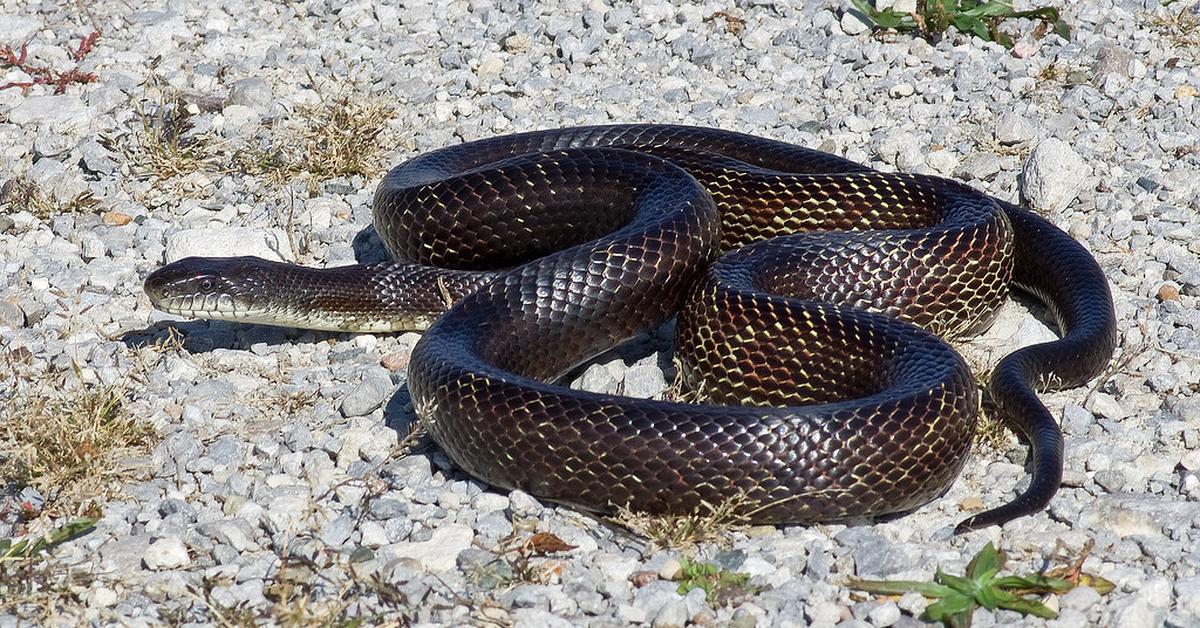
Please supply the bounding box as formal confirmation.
[352,224,390,264]
[120,320,350,354]
[383,384,418,435]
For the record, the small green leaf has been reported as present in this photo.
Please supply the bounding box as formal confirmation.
[966,543,1003,580]
[1082,575,1115,595]
[947,609,974,628]
[847,577,954,598]
[925,590,976,621]
[993,574,1074,594]
[997,594,1059,619]
[0,518,96,562]
[967,1,1017,18]
[962,15,993,40]
[1,539,28,560]
[964,542,1003,583]
[936,570,980,597]
[1054,19,1071,40]
[849,0,875,16]
[975,581,1007,609]
[848,0,913,30]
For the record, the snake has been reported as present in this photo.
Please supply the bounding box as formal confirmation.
[144,125,1117,532]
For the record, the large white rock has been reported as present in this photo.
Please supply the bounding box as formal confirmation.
[164,227,294,263]
[378,524,474,572]
[7,95,94,134]
[1021,138,1092,213]
[142,536,190,570]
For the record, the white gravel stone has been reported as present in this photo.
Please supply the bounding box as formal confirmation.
[378,523,474,572]
[1087,391,1128,421]
[0,300,24,329]
[6,96,93,134]
[143,537,190,570]
[0,14,41,41]
[340,371,394,417]
[658,557,682,580]
[1021,138,1092,212]
[623,362,667,399]
[227,77,273,109]
[264,494,315,535]
[360,521,388,547]
[618,604,647,624]
[87,585,119,608]
[1175,576,1200,618]
[840,10,870,35]
[868,600,901,626]
[1112,596,1159,628]
[652,598,689,628]
[995,112,1038,145]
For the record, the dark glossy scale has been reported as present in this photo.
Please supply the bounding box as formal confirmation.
[145,124,1117,530]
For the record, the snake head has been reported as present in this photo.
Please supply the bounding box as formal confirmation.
[144,256,276,322]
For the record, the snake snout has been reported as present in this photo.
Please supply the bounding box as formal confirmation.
[144,256,271,320]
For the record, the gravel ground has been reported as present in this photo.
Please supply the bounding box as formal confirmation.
[1,0,1198,625]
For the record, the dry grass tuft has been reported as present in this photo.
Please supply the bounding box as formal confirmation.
[952,340,1017,454]
[0,517,97,619]
[243,93,395,195]
[0,375,154,517]
[0,333,176,517]
[0,335,175,623]
[610,491,755,549]
[0,176,99,220]
[180,550,415,625]
[0,556,93,621]
[1149,4,1200,51]
[124,92,229,181]
[972,404,1014,453]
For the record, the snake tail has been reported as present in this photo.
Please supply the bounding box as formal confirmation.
[955,203,1118,532]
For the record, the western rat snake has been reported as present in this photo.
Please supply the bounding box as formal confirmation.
[145,125,1116,531]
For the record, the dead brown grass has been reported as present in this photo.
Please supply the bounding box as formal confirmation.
[0,332,178,517]
[242,93,395,195]
[124,91,230,181]
[952,340,1017,454]
[0,557,92,621]
[0,340,168,623]
[1148,4,1200,52]
[610,491,755,550]
[179,547,415,626]
[0,176,100,220]
[0,517,97,621]
[0,371,154,518]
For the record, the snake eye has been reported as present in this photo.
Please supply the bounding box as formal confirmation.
[199,278,215,292]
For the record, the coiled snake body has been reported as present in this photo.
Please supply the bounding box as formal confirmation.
[145,125,1117,531]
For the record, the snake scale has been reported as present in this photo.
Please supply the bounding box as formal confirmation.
[145,125,1117,532]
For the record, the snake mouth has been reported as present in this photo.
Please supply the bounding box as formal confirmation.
[148,291,261,320]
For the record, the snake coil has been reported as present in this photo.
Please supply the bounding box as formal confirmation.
[145,125,1117,531]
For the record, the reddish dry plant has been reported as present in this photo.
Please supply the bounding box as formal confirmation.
[0,31,100,95]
